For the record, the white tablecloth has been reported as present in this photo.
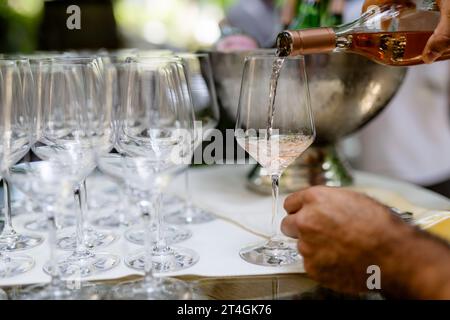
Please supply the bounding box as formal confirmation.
[1,165,449,287]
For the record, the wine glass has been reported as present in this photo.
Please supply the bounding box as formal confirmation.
[94,58,191,244]
[0,59,41,278]
[7,160,80,299]
[110,58,197,299]
[49,56,118,252]
[20,56,76,232]
[90,52,143,229]
[0,58,43,262]
[165,53,220,225]
[33,57,120,278]
[122,56,193,245]
[235,55,315,266]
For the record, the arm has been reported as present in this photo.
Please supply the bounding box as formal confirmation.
[281,186,450,299]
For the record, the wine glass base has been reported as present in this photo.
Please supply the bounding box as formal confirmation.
[24,215,75,232]
[15,283,77,300]
[91,214,138,229]
[43,252,120,278]
[0,233,43,251]
[239,240,301,266]
[109,277,192,300]
[0,254,35,278]
[125,224,192,246]
[125,246,199,273]
[165,207,216,225]
[57,228,118,251]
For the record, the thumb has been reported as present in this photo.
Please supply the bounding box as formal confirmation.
[423,33,450,63]
[423,0,450,63]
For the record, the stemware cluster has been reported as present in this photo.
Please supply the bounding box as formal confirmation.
[0,51,220,300]
[0,50,316,299]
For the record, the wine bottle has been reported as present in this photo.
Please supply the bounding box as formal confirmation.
[277,0,450,66]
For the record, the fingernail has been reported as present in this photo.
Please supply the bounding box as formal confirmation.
[424,50,440,63]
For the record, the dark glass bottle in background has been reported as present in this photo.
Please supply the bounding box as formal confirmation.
[321,0,344,26]
[289,0,323,29]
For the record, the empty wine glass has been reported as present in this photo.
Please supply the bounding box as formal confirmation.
[49,57,118,252]
[33,57,120,278]
[19,56,76,232]
[110,58,197,299]
[122,56,193,245]
[165,53,220,225]
[235,55,315,266]
[0,61,35,278]
[90,53,142,229]
[8,160,80,299]
[0,58,43,267]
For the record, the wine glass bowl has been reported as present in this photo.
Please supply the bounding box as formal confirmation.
[209,49,407,191]
[0,59,43,261]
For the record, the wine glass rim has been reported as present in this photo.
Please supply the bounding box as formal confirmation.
[0,60,17,66]
[131,56,181,62]
[137,49,174,56]
[51,56,100,63]
[0,56,29,62]
[245,54,305,61]
[176,52,209,59]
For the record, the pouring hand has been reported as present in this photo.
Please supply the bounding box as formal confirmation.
[281,186,450,298]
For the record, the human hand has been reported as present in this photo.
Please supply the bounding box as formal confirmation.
[361,0,450,63]
[281,186,410,294]
[423,0,450,63]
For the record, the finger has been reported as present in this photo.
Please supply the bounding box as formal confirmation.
[297,240,314,258]
[280,213,300,238]
[284,190,306,214]
[423,34,450,63]
[423,0,450,63]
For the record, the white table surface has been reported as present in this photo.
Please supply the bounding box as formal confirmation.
[1,164,449,287]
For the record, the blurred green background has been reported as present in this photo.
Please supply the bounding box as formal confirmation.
[0,0,244,53]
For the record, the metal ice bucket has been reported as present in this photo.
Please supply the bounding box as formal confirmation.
[208,49,407,194]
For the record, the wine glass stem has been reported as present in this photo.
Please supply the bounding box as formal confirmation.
[154,193,167,251]
[269,174,281,243]
[118,181,128,225]
[1,179,16,236]
[47,211,63,288]
[183,170,194,216]
[74,182,88,254]
[141,206,154,282]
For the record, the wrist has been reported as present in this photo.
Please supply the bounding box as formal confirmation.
[378,220,450,299]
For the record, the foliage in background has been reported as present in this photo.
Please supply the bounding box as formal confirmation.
[0,0,43,53]
[113,0,230,50]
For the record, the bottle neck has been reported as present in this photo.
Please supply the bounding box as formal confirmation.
[276,28,337,56]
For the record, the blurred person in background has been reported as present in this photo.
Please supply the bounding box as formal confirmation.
[215,0,283,51]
